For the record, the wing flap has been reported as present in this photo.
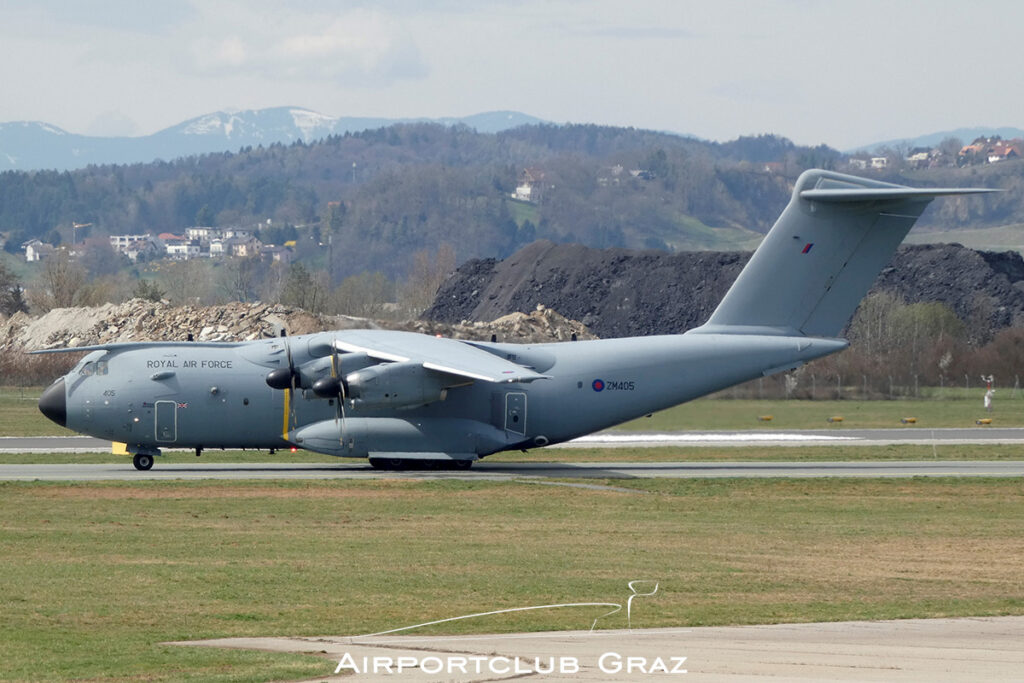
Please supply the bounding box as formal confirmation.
[333,330,550,383]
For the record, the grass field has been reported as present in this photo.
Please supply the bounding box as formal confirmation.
[616,395,1024,430]
[906,223,1024,253]
[2,477,1023,681]
[6,387,1021,438]
[0,388,76,437]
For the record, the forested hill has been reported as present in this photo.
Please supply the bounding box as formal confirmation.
[0,122,1020,281]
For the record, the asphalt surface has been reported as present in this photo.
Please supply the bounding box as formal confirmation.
[4,426,1024,455]
[2,460,1024,481]
[176,617,1024,682]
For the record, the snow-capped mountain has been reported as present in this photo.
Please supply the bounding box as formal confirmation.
[0,107,546,171]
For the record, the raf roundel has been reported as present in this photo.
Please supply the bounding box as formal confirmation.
[592,379,605,392]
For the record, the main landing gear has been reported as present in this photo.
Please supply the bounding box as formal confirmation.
[368,458,474,471]
[132,453,154,471]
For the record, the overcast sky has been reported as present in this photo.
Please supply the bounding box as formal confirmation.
[1,0,1019,150]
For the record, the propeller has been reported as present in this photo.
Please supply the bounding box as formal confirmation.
[311,339,348,447]
[265,335,299,434]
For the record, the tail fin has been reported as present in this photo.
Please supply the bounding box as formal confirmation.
[694,169,996,338]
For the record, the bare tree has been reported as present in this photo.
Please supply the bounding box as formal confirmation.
[399,243,456,316]
[217,257,260,303]
[331,271,394,317]
[31,249,87,311]
[158,259,214,305]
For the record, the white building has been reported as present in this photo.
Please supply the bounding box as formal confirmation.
[22,239,56,262]
[185,227,221,242]
[166,240,200,260]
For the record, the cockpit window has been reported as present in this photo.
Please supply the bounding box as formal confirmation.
[79,360,109,376]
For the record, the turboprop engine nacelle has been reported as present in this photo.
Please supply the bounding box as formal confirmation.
[345,361,452,409]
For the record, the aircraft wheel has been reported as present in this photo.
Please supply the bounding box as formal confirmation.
[369,458,406,470]
[133,453,154,471]
[452,460,474,470]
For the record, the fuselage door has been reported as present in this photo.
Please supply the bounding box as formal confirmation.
[155,400,177,442]
[504,392,527,435]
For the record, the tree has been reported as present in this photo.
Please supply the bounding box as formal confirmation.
[0,259,28,315]
[132,278,165,302]
[280,262,328,313]
[399,243,456,315]
[331,271,393,317]
[217,257,260,303]
[33,248,87,311]
[157,259,214,305]
[937,136,964,163]
[78,238,124,279]
[195,204,214,227]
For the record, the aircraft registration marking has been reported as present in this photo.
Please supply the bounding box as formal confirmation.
[593,379,635,392]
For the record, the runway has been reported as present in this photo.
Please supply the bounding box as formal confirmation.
[4,426,1024,454]
[563,426,1024,447]
[176,616,1024,682]
[2,460,1024,481]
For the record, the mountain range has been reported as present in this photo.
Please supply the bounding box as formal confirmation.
[847,127,1024,153]
[0,107,546,172]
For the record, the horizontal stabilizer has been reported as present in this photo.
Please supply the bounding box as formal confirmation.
[800,187,998,203]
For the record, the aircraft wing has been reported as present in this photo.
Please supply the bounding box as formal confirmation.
[332,330,550,383]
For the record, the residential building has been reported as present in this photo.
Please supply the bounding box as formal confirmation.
[22,239,55,262]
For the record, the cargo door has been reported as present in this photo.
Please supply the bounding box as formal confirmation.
[155,400,177,442]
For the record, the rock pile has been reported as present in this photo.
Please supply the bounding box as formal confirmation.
[0,299,595,355]
[1,300,329,352]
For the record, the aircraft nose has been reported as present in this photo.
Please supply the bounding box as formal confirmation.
[38,377,67,428]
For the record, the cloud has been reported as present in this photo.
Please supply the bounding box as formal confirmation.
[187,7,429,86]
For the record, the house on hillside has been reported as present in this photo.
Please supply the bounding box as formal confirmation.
[959,137,1024,165]
[905,148,931,169]
[223,228,254,241]
[109,234,162,261]
[988,140,1022,163]
[185,226,221,243]
[165,239,200,260]
[512,168,544,202]
[22,239,56,262]
[259,244,293,264]
[224,236,262,257]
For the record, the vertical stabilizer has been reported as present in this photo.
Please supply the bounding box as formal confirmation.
[693,169,995,339]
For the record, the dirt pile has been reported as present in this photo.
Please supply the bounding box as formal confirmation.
[424,240,1024,338]
[0,299,595,355]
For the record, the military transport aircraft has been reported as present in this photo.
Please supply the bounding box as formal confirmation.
[34,170,994,470]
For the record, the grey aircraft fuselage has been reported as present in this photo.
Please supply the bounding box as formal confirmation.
[35,169,997,470]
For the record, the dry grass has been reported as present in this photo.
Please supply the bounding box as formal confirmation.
[2,478,1024,680]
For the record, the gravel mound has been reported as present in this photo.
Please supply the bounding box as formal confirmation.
[425,240,1024,338]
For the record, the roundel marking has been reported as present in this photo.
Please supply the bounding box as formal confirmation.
[592,379,605,392]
